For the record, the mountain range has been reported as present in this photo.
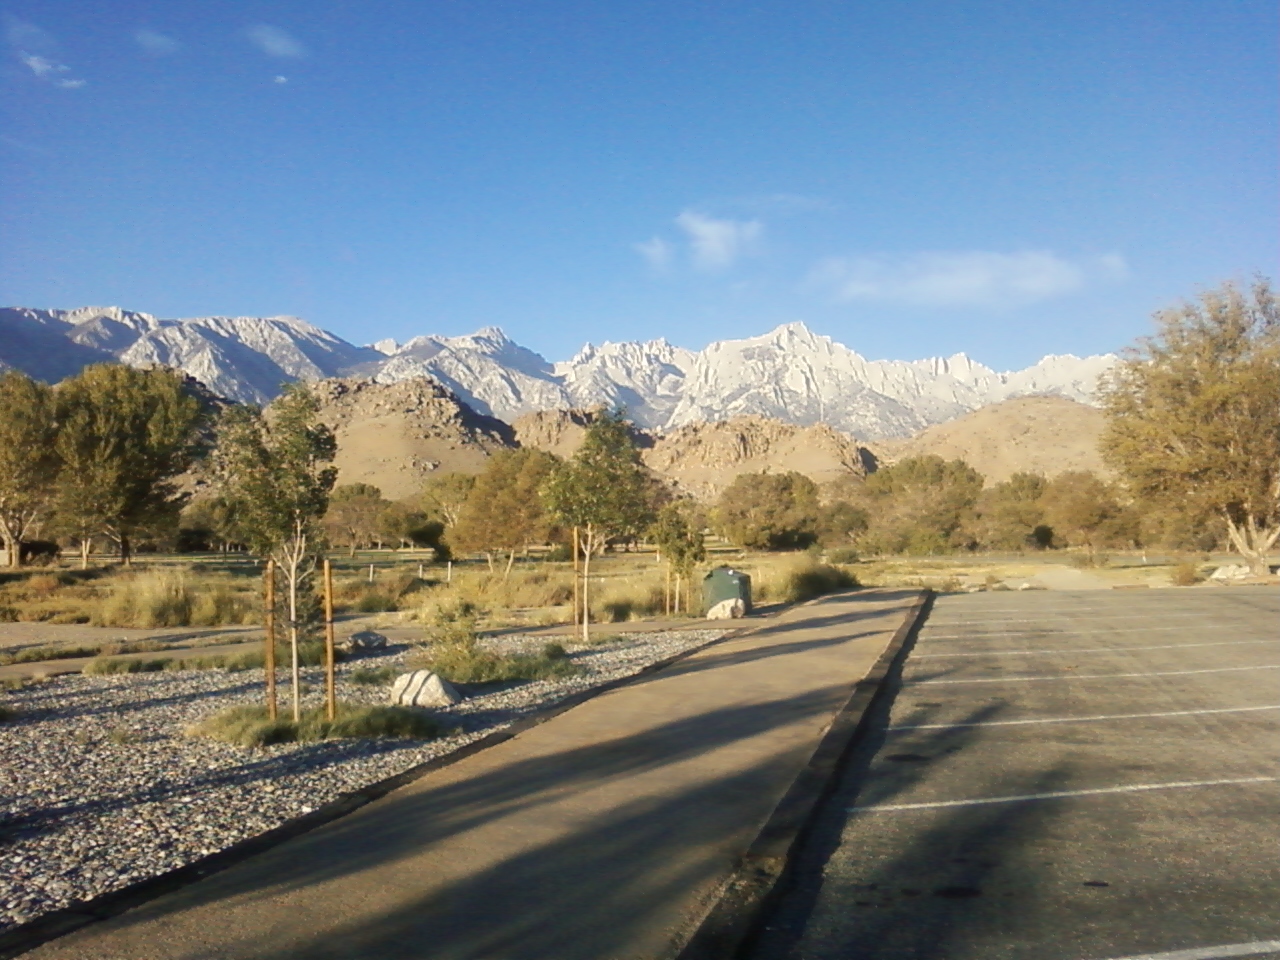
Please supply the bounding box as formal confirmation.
[0,305,1115,439]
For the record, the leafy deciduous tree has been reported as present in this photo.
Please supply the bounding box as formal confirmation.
[1099,278,1280,575]
[452,449,559,575]
[542,409,654,642]
[713,472,821,550]
[214,384,337,720]
[649,502,706,613]
[0,372,58,568]
[53,365,206,565]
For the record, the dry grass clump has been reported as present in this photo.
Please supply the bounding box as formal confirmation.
[591,576,668,622]
[92,569,256,628]
[334,570,428,614]
[412,638,578,685]
[752,557,858,604]
[349,665,399,685]
[0,565,260,627]
[409,614,577,684]
[82,656,173,675]
[80,640,331,676]
[188,703,441,748]
[413,567,575,624]
[1170,561,1202,586]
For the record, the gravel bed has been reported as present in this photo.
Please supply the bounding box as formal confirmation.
[0,628,727,931]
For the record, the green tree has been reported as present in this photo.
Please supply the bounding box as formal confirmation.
[713,472,821,550]
[324,483,387,555]
[816,500,870,547]
[53,365,207,565]
[214,384,337,720]
[417,472,477,529]
[376,501,437,550]
[0,372,58,568]
[542,409,654,642]
[649,501,706,613]
[452,449,559,575]
[859,456,984,555]
[967,472,1050,551]
[1040,471,1134,556]
[1099,278,1280,575]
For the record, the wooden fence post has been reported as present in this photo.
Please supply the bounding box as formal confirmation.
[323,558,336,722]
[264,559,277,721]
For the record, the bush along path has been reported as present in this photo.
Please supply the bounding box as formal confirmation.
[0,628,727,933]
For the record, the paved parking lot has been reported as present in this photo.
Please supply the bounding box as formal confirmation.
[750,587,1280,960]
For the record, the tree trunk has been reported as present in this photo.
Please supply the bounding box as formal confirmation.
[80,538,91,570]
[1,533,18,570]
[1225,515,1280,577]
[287,562,301,722]
[580,527,592,646]
[504,550,516,579]
[120,533,132,566]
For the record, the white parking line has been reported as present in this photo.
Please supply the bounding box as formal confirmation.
[1089,938,1280,960]
[927,615,1256,625]
[911,640,1280,659]
[905,665,1279,685]
[848,776,1279,812]
[888,705,1280,731]
[920,625,1261,640]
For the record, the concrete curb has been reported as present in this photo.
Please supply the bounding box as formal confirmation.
[0,622,757,960]
[674,589,934,960]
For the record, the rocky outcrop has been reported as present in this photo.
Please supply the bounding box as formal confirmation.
[309,378,515,500]
[642,416,871,501]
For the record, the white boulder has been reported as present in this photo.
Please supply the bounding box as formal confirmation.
[1209,564,1251,581]
[706,598,746,620]
[390,670,462,708]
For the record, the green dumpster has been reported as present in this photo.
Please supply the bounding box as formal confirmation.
[702,566,752,615]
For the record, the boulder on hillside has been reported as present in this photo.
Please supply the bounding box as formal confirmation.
[390,670,463,708]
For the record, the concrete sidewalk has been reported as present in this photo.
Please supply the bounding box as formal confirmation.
[23,589,922,960]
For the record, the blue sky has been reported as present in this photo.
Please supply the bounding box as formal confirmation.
[1,1,1275,370]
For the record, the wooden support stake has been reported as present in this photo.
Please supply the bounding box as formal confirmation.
[572,527,580,626]
[264,559,277,721]
[323,558,337,722]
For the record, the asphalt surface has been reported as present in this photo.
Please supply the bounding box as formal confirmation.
[21,589,920,960]
[749,586,1280,960]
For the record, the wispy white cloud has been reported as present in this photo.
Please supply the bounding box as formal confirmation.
[135,28,180,56]
[273,75,289,84]
[5,16,85,88]
[806,250,1125,308]
[675,211,762,271]
[247,24,306,58]
[634,237,673,272]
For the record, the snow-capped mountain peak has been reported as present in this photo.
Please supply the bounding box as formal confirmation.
[0,304,1116,438]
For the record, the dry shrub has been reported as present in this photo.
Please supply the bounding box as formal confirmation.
[1170,561,1201,586]
[409,617,577,684]
[188,703,440,748]
[413,567,575,623]
[25,574,63,596]
[753,557,858,605]
[89,569,256,628]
